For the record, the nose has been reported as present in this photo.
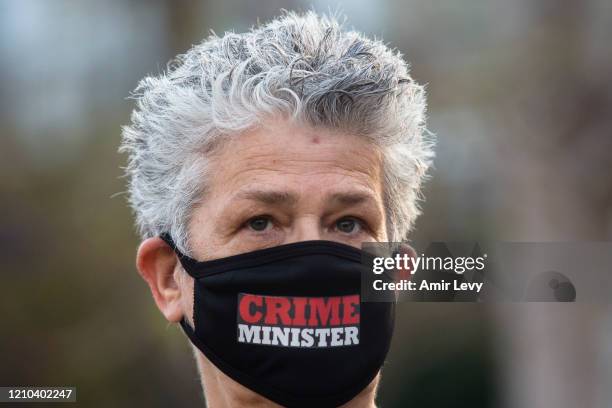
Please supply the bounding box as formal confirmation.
[285,215,323,243]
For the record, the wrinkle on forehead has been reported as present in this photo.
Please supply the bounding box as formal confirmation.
[206,119,383,196]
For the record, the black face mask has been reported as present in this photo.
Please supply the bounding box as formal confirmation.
[160,235,395,408]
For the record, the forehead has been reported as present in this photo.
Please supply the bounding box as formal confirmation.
[207,118,383,198]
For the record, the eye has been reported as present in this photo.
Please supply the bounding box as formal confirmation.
[247,216,272,232]
[335,217,362,234]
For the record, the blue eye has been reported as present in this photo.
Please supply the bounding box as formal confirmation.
[247,217,271,232]
[336,217,361,234]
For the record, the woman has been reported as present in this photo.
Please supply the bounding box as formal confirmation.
[121,10,434,407]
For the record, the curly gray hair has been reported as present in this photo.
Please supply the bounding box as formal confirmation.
[120,10,434,255]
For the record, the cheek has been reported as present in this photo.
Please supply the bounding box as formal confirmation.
[189,206,216,246]
[188,201,236,260]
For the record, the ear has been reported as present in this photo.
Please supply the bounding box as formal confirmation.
[136,236,184,323]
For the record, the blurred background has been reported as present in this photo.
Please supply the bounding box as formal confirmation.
[1,0,611,407]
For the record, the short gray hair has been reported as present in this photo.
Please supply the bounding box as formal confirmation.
[120,10,434,255]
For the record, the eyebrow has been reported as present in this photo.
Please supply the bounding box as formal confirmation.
[234,188,379,210]
[235,189,299,206]
[327,192,376,207]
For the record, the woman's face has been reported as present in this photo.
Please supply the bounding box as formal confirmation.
[146,116,390,406]
[187,117,388,261]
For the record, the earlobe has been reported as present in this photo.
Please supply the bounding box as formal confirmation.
[136,237,184,323]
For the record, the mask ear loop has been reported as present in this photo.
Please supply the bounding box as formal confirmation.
[159,232,179,253]
[159,233,199,334]
[159,233,201,272]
